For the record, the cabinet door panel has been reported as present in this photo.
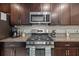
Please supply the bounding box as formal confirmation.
[71,4,79,25]
[15,47,26,56]
[41,3,51,12]
[11,4,30,25]
[67,48,77,56]
[59,4,70,25]
[11,4,20,25]
[0,4,10,13]
[3,48,15,56]
[51,4,60,25]
[54,47,66,56]
[30,4,41,12]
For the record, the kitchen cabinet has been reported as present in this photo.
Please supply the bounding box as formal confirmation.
[41,3,51,12]
[9,3,79,25]
[15,47,26,56]
[54,47,77,56]
[70,4,79,25]
[11,4,21,25]
[54,42,79,56]
[54,47,66,56]
[11,4,30,25]
[0,4,10,13]
[51,4,60,25]
[2,42,26,56]
[50,3,71,25]
[3,47,15,56]
[59,4,71,25]
[30,3,41,12]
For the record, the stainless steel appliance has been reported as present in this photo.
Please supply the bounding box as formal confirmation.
[26,29,55,56]
[29,12,51,24]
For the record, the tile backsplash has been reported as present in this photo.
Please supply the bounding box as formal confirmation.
[16,25,79,34]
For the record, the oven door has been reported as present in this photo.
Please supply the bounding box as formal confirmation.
[35,48,45,56]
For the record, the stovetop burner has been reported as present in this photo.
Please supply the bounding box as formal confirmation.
[27,33,54,41]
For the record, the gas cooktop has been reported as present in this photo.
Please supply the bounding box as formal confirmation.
[27,33,54,41]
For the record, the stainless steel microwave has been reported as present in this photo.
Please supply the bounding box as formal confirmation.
[29,12,51,24]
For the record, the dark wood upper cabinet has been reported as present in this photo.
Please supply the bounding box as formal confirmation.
[51,4,60,25]
[11,4,30,25]
[19,4,30,25]
[71,4,79,25]
[51,4,71,25]
[11,4,20,25]
[59,4,71,25]
[30,4,41,12]
[0,4,10,13]
[41,3,51,12]
[10,3,79,25]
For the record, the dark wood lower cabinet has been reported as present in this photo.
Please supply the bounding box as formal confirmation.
[15,47,26,56]
[1,42,79,56]
[54,47,66,56]
[3,47,15,56]
[2,47,26,56]
[54,47,78,56]
[54,42,79,56]
[0,42,26,56]
[67,47,77,56]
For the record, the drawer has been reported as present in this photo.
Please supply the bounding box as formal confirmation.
[3,42,26,48]
[55,42,79,47]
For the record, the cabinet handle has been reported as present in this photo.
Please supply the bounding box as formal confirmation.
[67,50,69,56]
[66,50,68,56]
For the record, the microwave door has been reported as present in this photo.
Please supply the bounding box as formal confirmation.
[31,15,45,23]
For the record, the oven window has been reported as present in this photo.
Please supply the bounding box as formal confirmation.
[35,48,45,56]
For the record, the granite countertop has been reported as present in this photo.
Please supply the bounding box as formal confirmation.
[0,36,29,42]
[0,35,79,42]
[54,37,79,42]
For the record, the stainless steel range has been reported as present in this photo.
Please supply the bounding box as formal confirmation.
[26,29,55,56]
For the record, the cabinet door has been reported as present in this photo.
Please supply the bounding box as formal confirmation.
[59,4,71,25]
[71,4,79,25]
[3,48,15,56]
[54,47,66,56]
[0,3,10,13]
[51,4,60,25]
[11,4,30,25]
[41,3,51,12]
[30,3,41,12]
[15,47,26,56]
[19,4,30,25]
[11,4,21,25]
[67,48,77,56]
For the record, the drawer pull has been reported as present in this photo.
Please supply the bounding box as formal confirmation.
[68,50,69,56]
[66,50,67,56]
